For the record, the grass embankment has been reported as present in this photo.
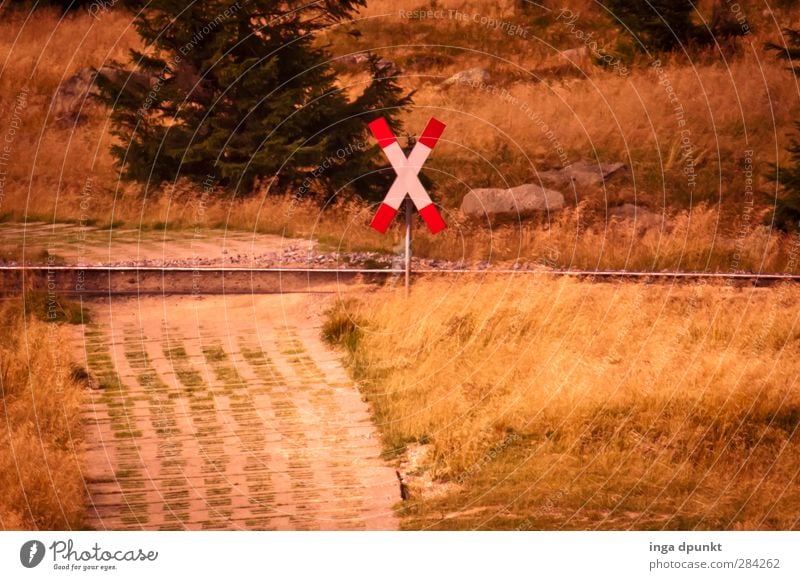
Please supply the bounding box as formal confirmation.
[1,3,799,271]
[325,278,800,529]
[0,298,87,530]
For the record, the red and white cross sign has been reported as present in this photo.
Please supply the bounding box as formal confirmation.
[368,117,447,234]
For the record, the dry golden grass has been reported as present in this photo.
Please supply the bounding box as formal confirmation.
[327,278,800,529]
[0,299,86,530]
[1,3,799,272]
[413,203,791,272]
[0,6,140,221]
[335,0,799,208]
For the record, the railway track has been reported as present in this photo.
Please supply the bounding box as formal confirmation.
[1,265,798,294]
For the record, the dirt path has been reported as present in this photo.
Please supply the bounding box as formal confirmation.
[76,293,398,530]
[0,223,317,267]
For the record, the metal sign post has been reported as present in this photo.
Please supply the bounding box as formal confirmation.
[404,197,412,296]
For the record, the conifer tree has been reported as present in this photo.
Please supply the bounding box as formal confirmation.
[602,0,709,52]
[97,0,412,200]
[767,29,800,230]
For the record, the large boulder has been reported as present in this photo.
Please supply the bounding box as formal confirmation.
[461,184,565,217]
[537,160,627,188]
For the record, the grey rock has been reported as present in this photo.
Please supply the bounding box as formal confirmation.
[375,58,401,74]
[537,160,627,188]
[443,67,491,87]
[338,54,399,75]
[340,53,370,65]
[96,66,153,89]
[560,46,589,63]
[53,66,152,124]
[607,203,662,230]
[460,184,565,217]
[52,67,98,123]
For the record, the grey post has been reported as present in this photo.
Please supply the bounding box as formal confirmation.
[404,196,412,296]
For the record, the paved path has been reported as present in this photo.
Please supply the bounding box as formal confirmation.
[76,294,398,530]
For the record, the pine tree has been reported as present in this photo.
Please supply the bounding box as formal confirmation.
[97,0,412,200]
[37,0,96,12]
[601,0,709,53]
[767,29,800,230]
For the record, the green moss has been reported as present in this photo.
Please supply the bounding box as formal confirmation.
[22,291,91,324]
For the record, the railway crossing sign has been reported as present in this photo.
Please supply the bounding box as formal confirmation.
[368,117,447,234]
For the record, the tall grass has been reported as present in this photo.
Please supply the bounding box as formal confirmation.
[335,0,799,211]
[0,299,86,530]
[412,203,792,272]
[327,278,800,529]
[0,3,798,272]
[0,6,140,222]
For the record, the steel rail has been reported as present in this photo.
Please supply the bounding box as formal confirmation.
[0,265,798,280]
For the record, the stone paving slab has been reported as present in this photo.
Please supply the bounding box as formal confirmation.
[75,294,399,530]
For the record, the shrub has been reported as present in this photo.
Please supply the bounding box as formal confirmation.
[322,298,364,353]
